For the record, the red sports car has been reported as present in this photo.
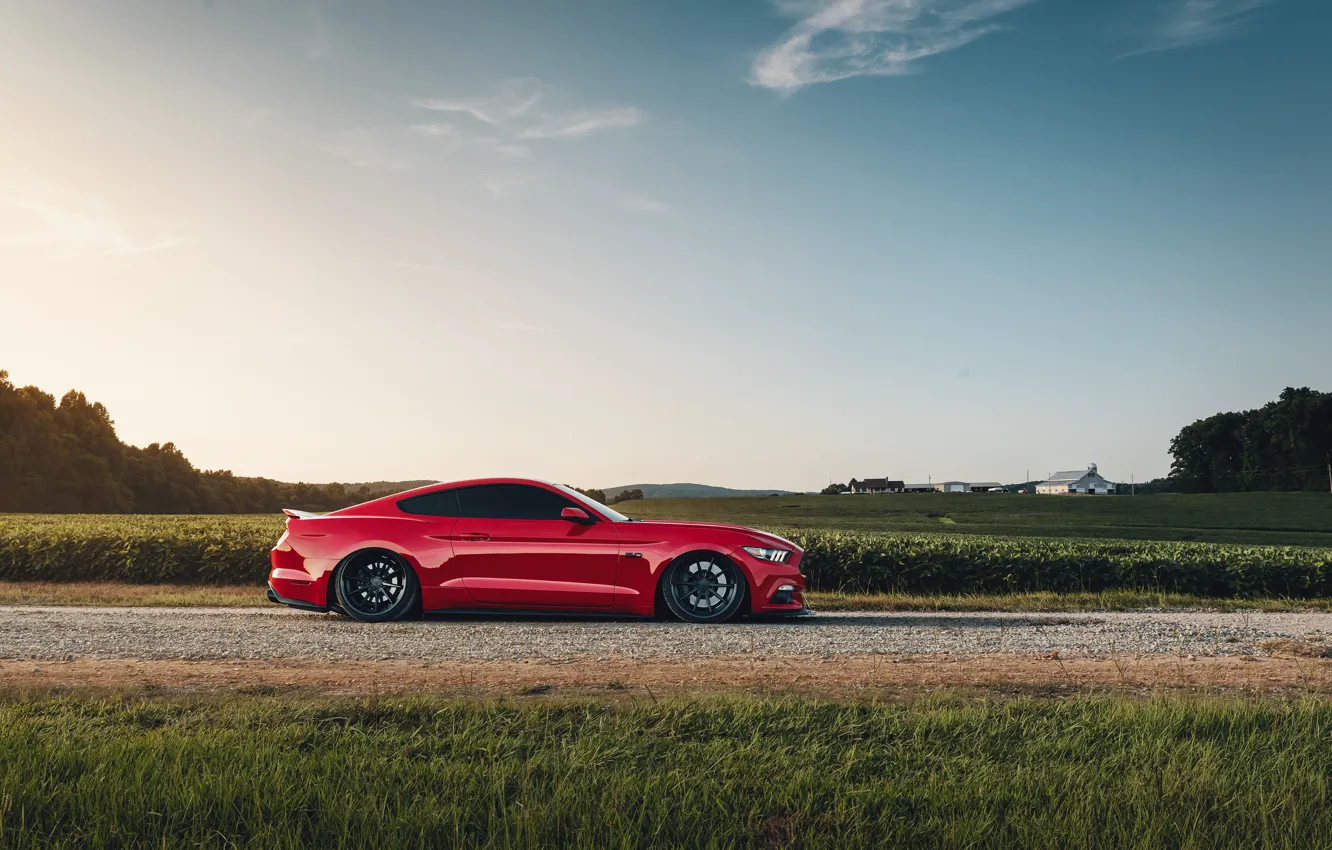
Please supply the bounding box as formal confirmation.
[267,478,809,623]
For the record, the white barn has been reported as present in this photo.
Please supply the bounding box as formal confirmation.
[1037,464,1114,495]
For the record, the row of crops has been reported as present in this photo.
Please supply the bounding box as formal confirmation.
[1,514,1331,597]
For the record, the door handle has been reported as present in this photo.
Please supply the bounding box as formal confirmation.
[457,532,491,541]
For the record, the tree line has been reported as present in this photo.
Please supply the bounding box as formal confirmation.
[0,370,627,514]
[1167,386,1332,493]
[0,371,416,513]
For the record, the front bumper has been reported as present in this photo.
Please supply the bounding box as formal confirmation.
[734,548,810,615]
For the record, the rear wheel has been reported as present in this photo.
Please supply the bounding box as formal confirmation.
[661,552,747,624]
[334,550,420,623]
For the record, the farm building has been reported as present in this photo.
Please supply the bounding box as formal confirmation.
[1037,465,1114,495]
[848,478,904,494]
[901,481,1005,493]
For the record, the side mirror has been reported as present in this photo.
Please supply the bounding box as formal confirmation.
[561,506,595,524]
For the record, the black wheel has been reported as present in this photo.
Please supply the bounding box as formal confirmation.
[334,550,420,623]
[661,552,747,624]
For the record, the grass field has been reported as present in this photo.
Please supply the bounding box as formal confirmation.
[5,502,1332,598]
[2,691,1331,848]
[619,491,1332,546]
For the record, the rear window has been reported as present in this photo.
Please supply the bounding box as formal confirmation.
[397,490,461,516]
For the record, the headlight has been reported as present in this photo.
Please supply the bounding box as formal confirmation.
[742,546,791,564]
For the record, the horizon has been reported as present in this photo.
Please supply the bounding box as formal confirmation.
[2,1,1328,492]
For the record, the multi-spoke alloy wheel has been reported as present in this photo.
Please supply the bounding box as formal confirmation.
[662,553,747,623]
[334,550,420,623]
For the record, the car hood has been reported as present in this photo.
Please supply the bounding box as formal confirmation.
[619,520,800,551]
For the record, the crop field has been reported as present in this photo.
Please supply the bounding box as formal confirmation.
[620,491,1332,546]
[2,511,1331,599]
[3,691,1332,848]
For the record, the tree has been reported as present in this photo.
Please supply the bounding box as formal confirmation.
[1168,387,1332,492]
[1169,411,1248,493]
[609,488,644,505]
[821,482,849,495]
[571,487,607,504]
[0,368,421,513]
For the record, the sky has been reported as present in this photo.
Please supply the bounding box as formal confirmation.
[1,0,1329,491]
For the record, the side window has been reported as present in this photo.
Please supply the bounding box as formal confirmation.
[397,489,461,517]
[456,484,578,520]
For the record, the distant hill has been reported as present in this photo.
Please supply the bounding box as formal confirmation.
[600,483,795,499]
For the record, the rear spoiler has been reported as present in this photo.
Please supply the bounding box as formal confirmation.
[282,508,325,519]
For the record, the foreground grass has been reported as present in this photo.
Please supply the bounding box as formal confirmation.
[6,581,1332,613]
[1,692,1331,848]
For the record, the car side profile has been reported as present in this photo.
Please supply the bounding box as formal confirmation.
[267,478,809,623]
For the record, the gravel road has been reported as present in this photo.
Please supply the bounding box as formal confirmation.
[2,606,1330,662]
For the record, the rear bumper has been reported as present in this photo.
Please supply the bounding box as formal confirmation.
[266,580,329,613]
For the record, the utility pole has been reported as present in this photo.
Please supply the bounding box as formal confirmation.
[1131,474,1135,496]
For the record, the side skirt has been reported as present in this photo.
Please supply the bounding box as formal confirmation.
[423,607,653,620]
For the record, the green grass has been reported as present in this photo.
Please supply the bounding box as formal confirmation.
[2,692,1332,848]
[4,510,1332,599]
[620,491,1332,546]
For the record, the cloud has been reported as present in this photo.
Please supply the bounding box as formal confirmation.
[318,127,418,170]
[618,194,670,215]
[412,80,645,142]
[0,179,186,258]
[750,0,1035,93]
[1123,0,1274,56]
[410,79,546,126]
[516,106,646,140]
[482,175,528,199]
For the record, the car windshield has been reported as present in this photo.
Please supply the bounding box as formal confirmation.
[554,484,632,522]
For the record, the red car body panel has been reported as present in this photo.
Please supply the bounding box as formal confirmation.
[268,478,807,617]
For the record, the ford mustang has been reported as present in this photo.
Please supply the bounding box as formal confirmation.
[267,478,809,623]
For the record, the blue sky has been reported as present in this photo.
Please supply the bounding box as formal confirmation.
[1,0,1328,489]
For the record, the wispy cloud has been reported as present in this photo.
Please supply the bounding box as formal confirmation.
[1123,0,1274,56]
[750,0,1035,94]
[410,79,545,126]
[516,106,646,140]
[618,194,670,215]
[0,179,186,258]
[482,174,528,200]
[318,127,419,170]
[412,79,645,142]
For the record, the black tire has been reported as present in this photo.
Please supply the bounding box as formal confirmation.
[660,552,748,624]
[333,549,420,623]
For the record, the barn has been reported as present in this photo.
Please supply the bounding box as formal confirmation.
[1036,465,1114,495]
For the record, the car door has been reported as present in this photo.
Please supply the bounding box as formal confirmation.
[450,483,620,608]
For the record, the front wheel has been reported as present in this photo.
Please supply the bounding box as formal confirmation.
[661,553,747,624]
[334,550,420,623]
